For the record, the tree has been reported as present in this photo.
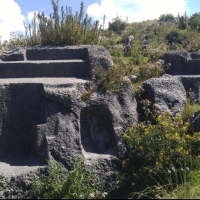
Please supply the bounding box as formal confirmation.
[189,12,200,31]
[159,13,175,23]
[108,16,126,35]
[179,12,188,30]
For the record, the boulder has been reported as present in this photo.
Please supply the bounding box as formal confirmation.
[124,35,134,46]
[141,34,150,49]
[143,74,187,116]
[123,35,134,54]
[130,75,138,83]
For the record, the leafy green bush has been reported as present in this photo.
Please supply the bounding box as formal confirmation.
[189,12,200,31]
[3,0,102,48]
[108,16,126,35]
[93,58,137,93]
[137,59,165,82]
[31,158,105,199]
[122,110,200,195]
[186,31,200,51]
[159,14,175,23]
[36,0,101,45]
[165,30,189,45]
[178,13,189,30]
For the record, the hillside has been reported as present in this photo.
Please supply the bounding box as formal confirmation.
[0,1,200,198]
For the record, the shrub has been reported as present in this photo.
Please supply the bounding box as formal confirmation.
[108,16,126,35]
[122,110,200,196]
[109,47,123,58]
[178,13,189,30]
[186,31,200,52]
[31,158,105,199]
[159,14,176,23]
[3,0,102,48]
[165,30,189,45]
[36,0,101,46]
[181,97,200,123]
[137,59,165,82]
[92,58,137,93]
[144,43,167,63]
[189,12,200,31]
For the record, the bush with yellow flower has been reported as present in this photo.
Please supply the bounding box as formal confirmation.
[122,110,200,193]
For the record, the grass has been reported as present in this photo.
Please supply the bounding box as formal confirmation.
[131,168,200,199]
[181,97,200,123]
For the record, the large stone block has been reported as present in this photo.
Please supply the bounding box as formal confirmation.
[143,74,187,116]
[0,78,138,198]
[0,45,114,79]
[160,51,200,75]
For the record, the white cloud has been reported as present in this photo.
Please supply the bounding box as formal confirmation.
[27,11,39,22]
[87,0,188,28]
[0,0,26,42]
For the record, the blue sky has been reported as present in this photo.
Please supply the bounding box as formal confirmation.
[0,0,199,42]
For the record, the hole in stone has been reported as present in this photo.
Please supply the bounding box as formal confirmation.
[80,105,117,155]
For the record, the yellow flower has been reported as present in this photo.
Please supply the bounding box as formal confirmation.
[123,134,130,139]
[139,146,143,150]
[165,109,171,115]
[122,160,126,167]
[185,134,191,139]
[165,134,169,138]
[183,126,188,131]
[173,132,180,140]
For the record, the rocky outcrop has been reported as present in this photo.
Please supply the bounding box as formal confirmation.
[0,77,138,198]
[123,35,134,54]
[0,45,136,198]
[2,47,200,198]
[0,45,114,79]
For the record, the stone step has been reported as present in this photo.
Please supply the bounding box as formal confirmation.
[0,59,90,78]
[26,47,88,60]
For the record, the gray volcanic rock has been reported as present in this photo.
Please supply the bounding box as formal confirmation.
[188,110,200,133]
[0,78,138,198]
[0,47,25,61]
[0,45,114,79]
[160,51,200,75]
[87,45,114,78]
[0,45,134,198]
[143,74,187,116]
[175,75,200,103]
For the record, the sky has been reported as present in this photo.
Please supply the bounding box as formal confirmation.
[0,0,199,42]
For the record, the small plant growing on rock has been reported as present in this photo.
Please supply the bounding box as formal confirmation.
[92,58,136,93]
[138,59,165,82]
[31,158,105,199]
